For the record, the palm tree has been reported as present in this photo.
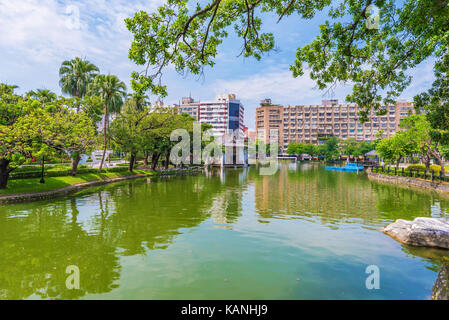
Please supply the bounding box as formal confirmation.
[0,83,18,95]
[126,92,150,111]
[59,57,99,111]
[89,74,127,172]
[26,89,57,103]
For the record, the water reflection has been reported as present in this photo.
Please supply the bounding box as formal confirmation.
[251,162,448,228]
[0,164,449,299]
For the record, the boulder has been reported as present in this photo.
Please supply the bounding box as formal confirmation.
[382,217,449,249]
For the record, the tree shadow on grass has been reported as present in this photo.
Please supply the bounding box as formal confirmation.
[0,173,110,196]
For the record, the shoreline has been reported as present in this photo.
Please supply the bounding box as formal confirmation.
[0,168,199,204]
[367,171,449,197]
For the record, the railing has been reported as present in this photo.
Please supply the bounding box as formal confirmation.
[371,166,448,183]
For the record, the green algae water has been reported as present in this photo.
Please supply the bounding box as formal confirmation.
[1,162,449,300]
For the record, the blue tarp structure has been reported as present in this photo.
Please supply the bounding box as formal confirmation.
[325,162,364,172]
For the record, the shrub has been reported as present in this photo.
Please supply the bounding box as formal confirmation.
[405,164,426,171]
[405,164,444,172]
[430,165,443,172]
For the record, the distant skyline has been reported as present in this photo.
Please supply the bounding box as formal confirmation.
[0,0,436,129]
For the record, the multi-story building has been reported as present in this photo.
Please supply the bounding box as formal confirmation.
[151,99,179,114]
[255,99,284,146]
[178,94,245,138]
[256,99,414,151]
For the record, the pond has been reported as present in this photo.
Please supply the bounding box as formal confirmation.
[1,162,448,300]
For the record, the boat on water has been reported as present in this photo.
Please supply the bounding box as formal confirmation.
[325,162,364,172]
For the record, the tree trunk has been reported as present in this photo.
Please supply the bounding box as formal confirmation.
[396,156,402,169]
[129,153,136,172]
[143,153,149,167]
[71,153,81,176]
[422,147,431,169]
[40,156,45,184]
[0,159,11,190]
[99,105,108,173]
[151,153,161,171]
[165,152,170,170]
[430,147,445,174]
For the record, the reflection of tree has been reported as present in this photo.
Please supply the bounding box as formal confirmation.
[251,163,378,226]
[401,245,449,272]
[401,245,449,300]
[0,173,227,300]
[109,175,226,255]
[0,200,121,300]
[251,162,449,228]
[370,184,449,221]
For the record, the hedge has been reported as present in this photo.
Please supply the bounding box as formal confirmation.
[405,164,445,172]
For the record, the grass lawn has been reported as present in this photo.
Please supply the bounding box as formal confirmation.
[0,170,152,196]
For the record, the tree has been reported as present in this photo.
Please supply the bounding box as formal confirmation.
[0,88,39,189]
[142,112,194,171]
[109,106,150,172]
[414,52,449,172]
[286,142,299,155]
[89,74,127,173]
[340,138,359,156]
[401,114,446,172]
[79,95,104,126]
[59,57,99,111]
[125,92,150,111]
[0,83,19,95]
[303,143,317,156]
[21,100,98,176]
[340,138,375,157]
[322,137,340,160]
[26,89,57,104]
[376,131,417,168]
[126,0,449,120]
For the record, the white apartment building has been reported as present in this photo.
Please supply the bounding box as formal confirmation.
[179,94,245,138]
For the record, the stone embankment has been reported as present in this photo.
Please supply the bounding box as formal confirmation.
[367,171,449,194]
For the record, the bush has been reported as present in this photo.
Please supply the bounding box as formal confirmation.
[405,164,444,172]
[430,164,443,172]
[405,164,426,171]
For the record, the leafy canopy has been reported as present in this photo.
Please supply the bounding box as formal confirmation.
[126,0,449,121]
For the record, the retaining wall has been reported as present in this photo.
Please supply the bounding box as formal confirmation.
[367,171,449,194]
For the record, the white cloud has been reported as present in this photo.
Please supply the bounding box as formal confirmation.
[0,0,164,94]
[400,59,435,100]
[0,0,163,63]
[211,66,353,105]
[209,67,353,130]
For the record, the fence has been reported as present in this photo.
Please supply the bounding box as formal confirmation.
[371,166,448,183]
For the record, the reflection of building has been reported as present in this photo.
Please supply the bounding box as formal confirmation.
[205,168,247,228]
[178,94,245,138]
[252,163,377,222]
[256,99,415,151]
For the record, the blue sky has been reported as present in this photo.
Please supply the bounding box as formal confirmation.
[0,0,436,129]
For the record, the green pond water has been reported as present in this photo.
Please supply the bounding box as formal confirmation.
[1,162,449,300]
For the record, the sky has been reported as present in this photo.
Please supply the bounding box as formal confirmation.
[0,0,437,129]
